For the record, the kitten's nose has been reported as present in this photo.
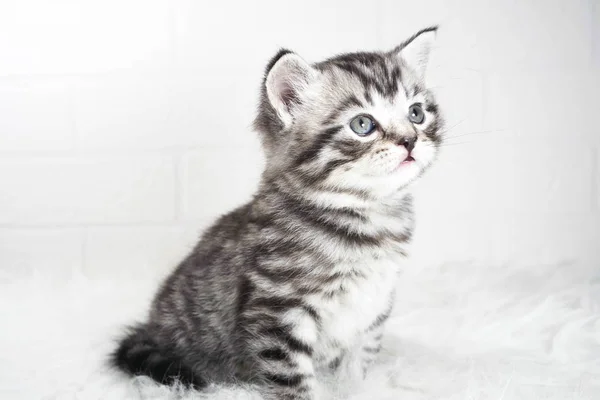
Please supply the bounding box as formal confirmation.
[397,136,416,153]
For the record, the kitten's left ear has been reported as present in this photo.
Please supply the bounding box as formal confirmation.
[394,26,438,80]
[264,49,318,126]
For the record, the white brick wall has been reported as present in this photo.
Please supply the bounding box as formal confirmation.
[594,0,600,67]
[0,0,172,75]
[0,228,83,280]
[0,0,598,279]
[0,79,74,152]
[83,225,202,279]
[0,156,176,225]
[181,146,264,221]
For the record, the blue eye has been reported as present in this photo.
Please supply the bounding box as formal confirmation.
[408,104,425,124]
[349,115,376,136]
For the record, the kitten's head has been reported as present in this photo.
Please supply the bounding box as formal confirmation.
[254,27,443,200]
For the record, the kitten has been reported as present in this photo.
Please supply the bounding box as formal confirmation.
[112,27,443,400]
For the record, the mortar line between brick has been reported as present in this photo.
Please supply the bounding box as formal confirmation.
[589,0,597,68]
[79,226,88,278]
[173,152,184,221]
[0,221,199,230]
[480,70,489,132]
[66,79,81,152]
[592,145,598,212]
[0,144,255,159]
[167,0,177,65]
[375,0,384,47]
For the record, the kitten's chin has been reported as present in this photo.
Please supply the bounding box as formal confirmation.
[359,166,423,198]
[325,156,432,198]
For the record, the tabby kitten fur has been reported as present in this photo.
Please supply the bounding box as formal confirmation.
[112,27,443,400]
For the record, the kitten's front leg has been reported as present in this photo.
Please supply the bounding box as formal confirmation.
[356,309,389,378]
[331,324,385,383]
[241,309,320,400]
[359,326,384,377]
[260,352,318,400]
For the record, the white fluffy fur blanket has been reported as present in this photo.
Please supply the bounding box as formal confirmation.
[1,261,599,399]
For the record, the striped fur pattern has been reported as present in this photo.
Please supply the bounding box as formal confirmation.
[112,27,444,400]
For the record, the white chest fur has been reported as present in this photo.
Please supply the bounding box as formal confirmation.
[308,254,401,361]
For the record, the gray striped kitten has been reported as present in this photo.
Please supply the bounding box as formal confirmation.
[113,27,443,400]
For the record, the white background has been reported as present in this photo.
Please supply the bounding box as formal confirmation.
[0,0,598,281]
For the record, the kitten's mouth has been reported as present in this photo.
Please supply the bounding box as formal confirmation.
[401,155,415,164]
[394,155,416,173]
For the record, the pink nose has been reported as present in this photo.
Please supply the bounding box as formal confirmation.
[397,137,416,153]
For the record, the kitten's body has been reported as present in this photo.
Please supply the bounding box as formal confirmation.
[113,28,443,400]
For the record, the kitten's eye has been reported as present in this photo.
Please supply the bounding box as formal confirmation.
[349,115,376,136]
[408,104,425,124]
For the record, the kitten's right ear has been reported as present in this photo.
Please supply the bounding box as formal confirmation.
[265,50,317,126]
[394,26,438,80]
